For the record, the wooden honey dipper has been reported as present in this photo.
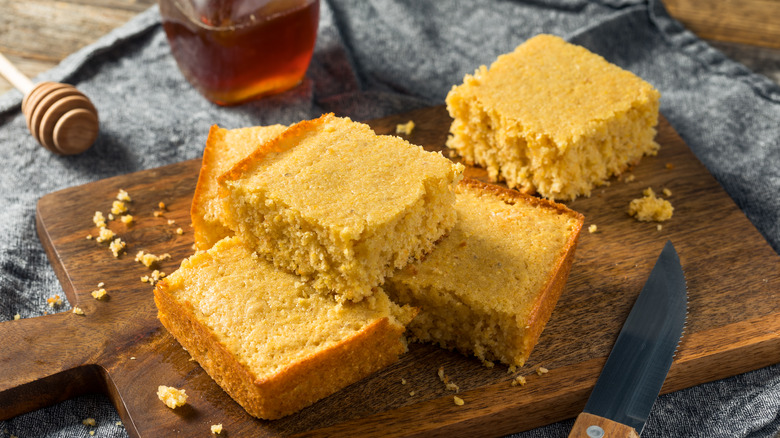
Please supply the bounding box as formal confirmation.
[0,52,99,155]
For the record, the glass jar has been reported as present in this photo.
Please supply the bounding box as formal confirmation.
[159,0,320,106]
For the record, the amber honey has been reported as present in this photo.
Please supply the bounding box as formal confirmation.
[160,0,319,105]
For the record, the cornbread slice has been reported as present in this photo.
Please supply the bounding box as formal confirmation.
[154,237,416,420]
[191,124,287,250]
[385,179,584,367]
[219,113,464,302]
[446,34,660,200]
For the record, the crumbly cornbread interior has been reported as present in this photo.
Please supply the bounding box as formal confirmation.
[163,237,414,376]
[220,114,463,302]
[446,34,660,200]
[156,236,416,419]
[385,180,583,366]
[192,124,287,250]
[629,187,674,222]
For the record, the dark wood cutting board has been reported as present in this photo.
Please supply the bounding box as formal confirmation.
[2,106,778,437]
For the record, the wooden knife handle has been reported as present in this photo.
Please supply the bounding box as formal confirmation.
[569,412,640,438]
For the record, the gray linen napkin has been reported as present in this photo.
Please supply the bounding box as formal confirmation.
[1,1,778,437]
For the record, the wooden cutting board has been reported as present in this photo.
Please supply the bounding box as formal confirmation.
[2,106,778,437]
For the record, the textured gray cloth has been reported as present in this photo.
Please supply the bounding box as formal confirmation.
[1,0,778,436]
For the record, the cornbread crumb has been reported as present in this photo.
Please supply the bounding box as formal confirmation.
[211,424,223,434]
[437,366,460,392]
[154,210,164,217]
[90,431,95,436]
[151,270,165,283]
[511,375,527,387]
[167,219,176,225]
[176,227,184,235]
[14,313,20,320]
[111,200,128,215]
[409,391,415,396]
[91,288,108,300]
[97,282,105,287]
[47,295,62,307]
[82,418,96,426]
[662,188,672,197]
[588,224,598,233]
[135,251,171,268]
[117,189,132,202]
[157,385,188,409]
[86,234,93,240]
[665,163,675,169]
[401,378,407,385]
[507,365,517,374]
[95,227,115,243]
[481,359,495,368]
[536,366,549,375]
[628,188,674,222]
[624,174,636,183]
[657,224,663,231]
[93,211,106,228]
[72,307,85,315]
[108,213,115,220]
[130,357,136,360]
[453,396,465,406]
[121,214,134,225]
[116,421,123,426]
[109,238,126,257]
[158,202,167,210]
[141,270,166,285]
[395,120,415,135]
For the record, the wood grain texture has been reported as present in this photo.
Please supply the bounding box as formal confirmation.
[663,0,780,49]
[2,0,780,96]
[569,413,639,438]
[1,105,779,437]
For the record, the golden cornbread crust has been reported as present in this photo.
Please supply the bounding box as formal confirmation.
[446,34,660,200]
[191,124,287,250]
[386,178,583,366]
[219,113,463,302]
[154,237,416,420]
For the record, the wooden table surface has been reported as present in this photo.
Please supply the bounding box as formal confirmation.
[0,0,779,95]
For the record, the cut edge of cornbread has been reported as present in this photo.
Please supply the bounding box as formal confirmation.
[218,113,463,302]
[191,124,288,251]
[446,34,660,201]
[154,237,417,420]
[385,178,584,367]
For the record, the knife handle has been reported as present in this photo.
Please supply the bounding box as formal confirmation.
[569,412,640,438]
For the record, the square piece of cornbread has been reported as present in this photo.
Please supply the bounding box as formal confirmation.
[446,34,660,200]
[385,179,583,367]
[191,124,287,250]
[219,113,463,302]
[155,237,416,420]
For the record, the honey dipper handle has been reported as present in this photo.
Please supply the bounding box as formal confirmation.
[0,52,34,95]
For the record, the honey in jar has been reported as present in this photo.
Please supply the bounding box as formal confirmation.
[159,0,320,105]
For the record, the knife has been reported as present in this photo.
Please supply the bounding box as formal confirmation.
[569,240,687,438]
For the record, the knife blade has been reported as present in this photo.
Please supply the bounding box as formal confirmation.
[569,240,687,438]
